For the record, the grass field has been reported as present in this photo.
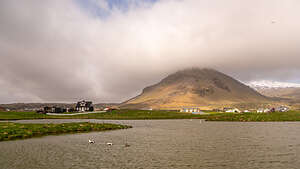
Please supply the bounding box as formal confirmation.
[0,122,131,141]
[201,111,300,122]
[0,110,201,120]
[1,110,300,121]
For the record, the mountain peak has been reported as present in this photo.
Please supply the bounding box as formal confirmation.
[161,68,228,84]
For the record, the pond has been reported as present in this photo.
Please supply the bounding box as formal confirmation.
[1,119,300,169]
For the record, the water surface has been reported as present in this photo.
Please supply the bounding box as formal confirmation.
[1,119,300,169]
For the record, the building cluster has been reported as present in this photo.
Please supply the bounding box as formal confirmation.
[37,100,94,114]
[223,106,289,113]
[180,107,205,114]
[180,105,290,114]
[0,106,10,112]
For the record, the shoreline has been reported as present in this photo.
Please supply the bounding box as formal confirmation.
[0,122,131,142]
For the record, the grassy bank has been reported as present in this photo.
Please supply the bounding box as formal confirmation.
[0,111,50,120]
[2,110,300,121]
[200,111,300,122]
[0,122,131,141]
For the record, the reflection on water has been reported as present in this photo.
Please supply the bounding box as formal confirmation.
[1,119,300,169]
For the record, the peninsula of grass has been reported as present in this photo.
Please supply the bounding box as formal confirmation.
[0,122,131,141]
[2,110,300,121]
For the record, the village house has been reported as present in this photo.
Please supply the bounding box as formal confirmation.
[42,106,65,113]
[224,108,241,113]
[256,108,275,113]
[257,108,264,113]
[76,100,94,112]
[276,106,289,112]
[180,107,204,114]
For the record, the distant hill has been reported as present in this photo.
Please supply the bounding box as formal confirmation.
[253,87,300,100]
[0,103,119,111]
[121,68,269,109]
[248,80,300,100]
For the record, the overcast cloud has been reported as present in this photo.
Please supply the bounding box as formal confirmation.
[1,0,300,103]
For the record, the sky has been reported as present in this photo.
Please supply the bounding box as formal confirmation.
[1,0,300,103]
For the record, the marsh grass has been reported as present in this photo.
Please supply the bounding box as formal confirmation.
[0,122,131,141]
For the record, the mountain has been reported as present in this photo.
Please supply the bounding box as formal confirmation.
[121,68,269,109]
[248,80,300,100]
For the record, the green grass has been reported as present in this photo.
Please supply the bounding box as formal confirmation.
[0,110,200,120]
[0,111,53,120]
[0,122,131,141]
[2,110,300,121]
[199,111,300,122]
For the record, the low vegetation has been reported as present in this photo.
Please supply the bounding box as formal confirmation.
[0,122,131,141]
[0,111,50,120]
[0,110,199,120]
[2,110,300,121]
[200,111,300,122]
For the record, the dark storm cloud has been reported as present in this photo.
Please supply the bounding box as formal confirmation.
[1,0,300,103]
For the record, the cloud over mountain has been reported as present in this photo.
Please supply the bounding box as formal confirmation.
[1,0,300,103]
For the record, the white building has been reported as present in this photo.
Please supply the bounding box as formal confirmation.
[257,108,264,113]
[181,107,202,113]
[276,106,289,112]
[225,108,241,113]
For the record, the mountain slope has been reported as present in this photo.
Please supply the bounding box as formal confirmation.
[122,68,269,109]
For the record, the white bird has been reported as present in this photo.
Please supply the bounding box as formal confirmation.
[89,139,95,144]
[107,142,113,146]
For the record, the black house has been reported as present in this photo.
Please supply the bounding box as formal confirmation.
[76,100,94,112]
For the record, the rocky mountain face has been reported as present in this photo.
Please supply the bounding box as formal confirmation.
[122,68,269,109]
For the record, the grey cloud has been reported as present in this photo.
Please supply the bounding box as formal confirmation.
[1,0,300,103]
